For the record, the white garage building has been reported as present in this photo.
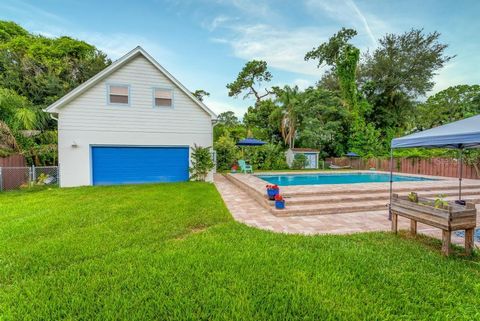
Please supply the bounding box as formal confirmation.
[45,46,216,187]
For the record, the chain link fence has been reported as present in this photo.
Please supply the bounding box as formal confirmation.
[0,166,59,191]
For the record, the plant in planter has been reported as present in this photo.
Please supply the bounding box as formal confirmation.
[266,184,280,200]
[407,192,418,203]
[231,163,239,173]
[434,194,449,209]
[274,194,285,209]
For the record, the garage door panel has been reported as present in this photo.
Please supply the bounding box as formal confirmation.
[92,146,189,185]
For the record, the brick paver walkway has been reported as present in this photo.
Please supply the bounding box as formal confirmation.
[214,174,478,246]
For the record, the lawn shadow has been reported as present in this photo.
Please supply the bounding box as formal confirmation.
[397,230,480,261]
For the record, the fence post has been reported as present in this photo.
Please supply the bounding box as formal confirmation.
[0,167,2,192]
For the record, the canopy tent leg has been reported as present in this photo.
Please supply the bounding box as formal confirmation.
[459,148,463,201]
[388,148,393,220]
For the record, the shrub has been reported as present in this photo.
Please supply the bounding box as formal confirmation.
[214,134,239,170]
[189,144,214,181]
[245,143,288,170]
[291,153,309,169]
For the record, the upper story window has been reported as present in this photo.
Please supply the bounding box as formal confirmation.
[108,85,129,105]
[153,88,173,107]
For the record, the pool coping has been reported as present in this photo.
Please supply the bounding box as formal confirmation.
[228,170,480,197]
[256,170,444,184]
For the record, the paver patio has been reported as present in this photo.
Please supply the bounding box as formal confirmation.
[214,174,479,246]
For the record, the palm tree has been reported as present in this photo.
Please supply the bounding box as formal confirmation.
[277,85,300,148]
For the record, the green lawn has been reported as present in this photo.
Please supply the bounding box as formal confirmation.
[1,183,479,320]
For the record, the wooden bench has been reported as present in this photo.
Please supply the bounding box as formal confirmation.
[391,193,477,256]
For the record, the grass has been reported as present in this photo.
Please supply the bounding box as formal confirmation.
[1,183,480,320]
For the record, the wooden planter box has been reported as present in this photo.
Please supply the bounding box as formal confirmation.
[391,193,477,256]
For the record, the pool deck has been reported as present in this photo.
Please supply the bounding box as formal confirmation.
[214,171,480,248]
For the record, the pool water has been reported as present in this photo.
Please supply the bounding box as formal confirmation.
[257,172,434,186]
[455,229,480,242]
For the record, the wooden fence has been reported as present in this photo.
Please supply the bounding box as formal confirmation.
[326,157,479,179]
[0,154,27,190]
[0,154,26,167]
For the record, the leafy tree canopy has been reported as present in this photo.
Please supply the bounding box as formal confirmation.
[217,111,239,126]
[0,21,111,108]
[416,84,480,130]
[361,29,454,130]
[192,89,210,102]
[305,28,358,69]
[226,60,272,102]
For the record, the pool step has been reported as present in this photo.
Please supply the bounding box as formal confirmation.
[223,173,480,216]
[285,189,480,206]
[274,195,480,217]
[281,183,480,197]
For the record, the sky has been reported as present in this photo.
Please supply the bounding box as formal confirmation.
[1,0,479,117]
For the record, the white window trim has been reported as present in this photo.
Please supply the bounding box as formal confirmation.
[106,83,131,106]
[152,87,174,109]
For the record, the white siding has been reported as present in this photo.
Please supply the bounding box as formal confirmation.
[57,55,213,187]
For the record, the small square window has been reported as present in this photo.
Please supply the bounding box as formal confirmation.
[154,88,173,107]
[108,85,129,104]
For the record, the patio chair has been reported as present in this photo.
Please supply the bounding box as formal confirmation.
[238,160,253,173]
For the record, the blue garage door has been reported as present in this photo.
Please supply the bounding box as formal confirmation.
[91,146,189,185]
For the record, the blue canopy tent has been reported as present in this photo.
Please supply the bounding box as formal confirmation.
[236,138,267,146]
[236,137,266,160]
[388,115,480,217]
[345,152,360,157]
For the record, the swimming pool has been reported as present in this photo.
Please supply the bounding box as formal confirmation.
[257,172,435,186]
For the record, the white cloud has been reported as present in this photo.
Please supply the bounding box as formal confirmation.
[0,0,69,25]
[202,14,235,31]
[213,24,333,76]
[430,59,480,95]
[292,78,312,90]
[304,0,387,47]
[217,0,276,19]
[76,32,172,61]
[205,98,248,117]
[30,27,172,62]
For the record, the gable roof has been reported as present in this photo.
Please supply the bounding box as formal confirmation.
[44,46,217,118]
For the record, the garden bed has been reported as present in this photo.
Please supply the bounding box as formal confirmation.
[391,193,477,255]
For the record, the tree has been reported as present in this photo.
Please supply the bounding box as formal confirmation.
[0,21,111,109]
[226,60,273,103]
[217,111,239,126]
[0,21,28,42]
[0,21,111,164]
[416,85,480,130]
[361,29,454,129]
[295,87,349,157]
[305,28,360,112]
[214,134,239,170]
[192,89,210,102]
[277,86,300,148]
[305,28,358,69]
[243,99,282,142]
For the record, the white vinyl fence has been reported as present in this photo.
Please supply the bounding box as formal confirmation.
[0,166,59,191]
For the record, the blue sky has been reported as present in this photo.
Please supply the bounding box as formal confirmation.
[1,0,479,117]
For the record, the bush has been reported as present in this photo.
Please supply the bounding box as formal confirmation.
[244,143,288,170]
[291,153,309,169]
[214,134,239,170]
[189,144,214,181]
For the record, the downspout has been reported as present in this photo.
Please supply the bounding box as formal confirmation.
[388,148,394,220]
[212,118,219,174]
[50,113,58,122]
